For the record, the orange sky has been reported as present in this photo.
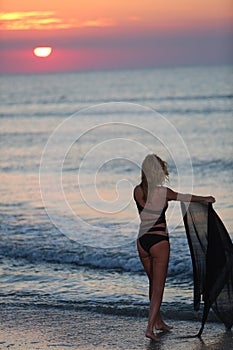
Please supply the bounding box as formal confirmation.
[1,0,233,32]
[0,0,232,73]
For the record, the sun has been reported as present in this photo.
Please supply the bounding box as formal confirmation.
[33,46,53,58]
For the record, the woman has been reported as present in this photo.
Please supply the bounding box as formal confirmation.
[134,154,215,341]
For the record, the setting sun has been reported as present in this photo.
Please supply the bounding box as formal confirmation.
[1,0,232,73]
[33,46,53,58]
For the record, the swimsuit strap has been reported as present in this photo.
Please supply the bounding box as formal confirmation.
[134,198,167,215]
[134,195,168,232]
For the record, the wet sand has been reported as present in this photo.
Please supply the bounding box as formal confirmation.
[0,305,232,350]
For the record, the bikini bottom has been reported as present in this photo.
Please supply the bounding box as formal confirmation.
[139,234,169,253]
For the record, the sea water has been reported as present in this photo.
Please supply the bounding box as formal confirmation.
[0,65,232,319]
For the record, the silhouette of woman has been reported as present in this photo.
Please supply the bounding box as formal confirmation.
[134,154,215,341]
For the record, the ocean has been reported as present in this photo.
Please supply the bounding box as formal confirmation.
[0,65,232,321]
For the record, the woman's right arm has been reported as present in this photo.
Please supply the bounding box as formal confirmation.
[166,187,215,203]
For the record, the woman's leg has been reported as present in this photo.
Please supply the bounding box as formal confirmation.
[146,240,171,339]
[137,239,153,299]
[137,240,159,342]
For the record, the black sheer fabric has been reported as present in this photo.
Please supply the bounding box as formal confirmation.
[181,202,233,336]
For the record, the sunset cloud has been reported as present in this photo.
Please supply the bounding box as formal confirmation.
[0,1,232,74]
[0,11,115,30]
[81,18,116,27]
[0,11,54,21]
[0,11,67,30]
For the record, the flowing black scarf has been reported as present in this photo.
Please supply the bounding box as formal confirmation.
[181,202,233,336]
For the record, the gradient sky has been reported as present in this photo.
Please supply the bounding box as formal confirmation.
[1,0,233,74]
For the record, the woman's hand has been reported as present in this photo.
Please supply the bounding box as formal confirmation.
[204,196,216,203]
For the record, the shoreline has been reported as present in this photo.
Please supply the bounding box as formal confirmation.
[0,304,232,350]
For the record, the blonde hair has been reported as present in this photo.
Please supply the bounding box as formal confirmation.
[141,154,169,201]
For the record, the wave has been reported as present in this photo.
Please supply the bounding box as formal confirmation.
[0,220,192,279]
[1,106,232,119]
[0,299,219,322]
[1,92,232,106]
[63,157,233,175]
[192,158,233,173]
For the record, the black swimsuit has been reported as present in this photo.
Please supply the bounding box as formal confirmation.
[139,234,169,253]
[134,194,169,253]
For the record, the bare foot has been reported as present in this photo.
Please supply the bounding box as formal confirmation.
[155,320,173,332]
[146,331,159,342]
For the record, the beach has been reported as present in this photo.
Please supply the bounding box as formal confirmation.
[0,66,232,350]
[0,305,232,350]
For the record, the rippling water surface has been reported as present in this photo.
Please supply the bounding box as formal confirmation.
[0,65,232,318]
